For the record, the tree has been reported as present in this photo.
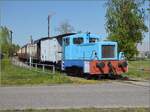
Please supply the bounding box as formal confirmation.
[105,0,148,60]
[11,44,20,55]
[0,26,11,56]
[0,26,20,56]
[56,20,74,34]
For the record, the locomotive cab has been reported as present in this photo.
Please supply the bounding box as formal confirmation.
[62,33,128,77]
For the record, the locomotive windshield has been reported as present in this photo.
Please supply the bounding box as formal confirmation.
[89,38,99,43]
[73,37,83,45]
[63,38,70,46]
[102,45,115,58]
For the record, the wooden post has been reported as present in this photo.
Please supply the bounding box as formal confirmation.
[43,65,45,72]
[52,65,55,74]
[35,64,37,70]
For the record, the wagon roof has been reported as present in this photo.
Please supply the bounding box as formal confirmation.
[34,33,76,43]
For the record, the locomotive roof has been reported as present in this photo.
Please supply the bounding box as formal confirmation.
[34,33,76,43]
[63,33,101,38]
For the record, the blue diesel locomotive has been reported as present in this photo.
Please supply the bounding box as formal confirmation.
[62,33,128,78]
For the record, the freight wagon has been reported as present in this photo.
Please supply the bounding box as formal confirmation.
[18,33,75,65]
[18,44,28,60]
[26,43,38,60]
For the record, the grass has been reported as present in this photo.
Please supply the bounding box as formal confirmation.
[1,108,149,112]
[69,76,109,84]
[126,60,150,80]
[0,58,72,86]
[1,58,149,86]
[0,58,101,86]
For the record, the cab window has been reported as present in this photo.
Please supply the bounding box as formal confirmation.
[64,38,69,46]
[89,38,99,43]
[73,37,83,45]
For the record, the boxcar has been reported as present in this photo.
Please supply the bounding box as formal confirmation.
[40,38,60,63]
[40,33,75,64]
[26,43,38,60]
[19,45,28,60]
[18,33,75,64]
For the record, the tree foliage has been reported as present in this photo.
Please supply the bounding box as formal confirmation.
[0,26,20,56]
[106,0,148,60]
[0,26,11,55]
[56,20,74,34]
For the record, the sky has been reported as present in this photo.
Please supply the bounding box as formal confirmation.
[0,0,149,51]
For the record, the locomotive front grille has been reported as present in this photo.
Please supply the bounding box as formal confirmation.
[102,45,115,58]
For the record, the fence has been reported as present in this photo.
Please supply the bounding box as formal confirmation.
[127,59,150,79]
[11,58,55,74]
[25,62,55,74]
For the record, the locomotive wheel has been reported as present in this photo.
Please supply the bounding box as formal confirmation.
[65,68,72,76]
[85,74,92,80]
[108,73,116,80]
[93,75,99,80]
[65,67,83,77]
[98,75,105,80]
[115,75,123,79]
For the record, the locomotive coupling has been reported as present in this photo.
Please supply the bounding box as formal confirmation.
[118,61,128,68]
[96,62,105,68]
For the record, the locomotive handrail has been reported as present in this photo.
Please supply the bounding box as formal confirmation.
[90,50,99,60]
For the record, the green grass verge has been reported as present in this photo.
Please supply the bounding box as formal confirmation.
[0,58,101,86]
[1,58,149,86]
[1,108,149,112]
[0,58,72,86]
[126,60,150,80]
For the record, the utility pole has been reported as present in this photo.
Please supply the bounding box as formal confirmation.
[29,35,33,68]
[10,30,13,45]
[30,35,33,44]
[48,15,50,37]
[48,13,55,37]
[149,1,150,56]
[10,30,13,57]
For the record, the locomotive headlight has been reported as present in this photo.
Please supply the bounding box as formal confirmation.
[118,61,128,67]
[96,62,105,68]
[119,52,125,60]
